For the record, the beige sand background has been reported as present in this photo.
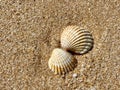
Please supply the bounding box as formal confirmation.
[0,0,120,90]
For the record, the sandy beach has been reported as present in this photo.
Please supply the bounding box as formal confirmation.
[0,0,120,90]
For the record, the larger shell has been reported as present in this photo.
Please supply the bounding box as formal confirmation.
[48,48,77,74]
[61,25,93,54]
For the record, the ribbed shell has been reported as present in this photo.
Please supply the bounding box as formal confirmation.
[61,25,93,54]
[48,48,77,74]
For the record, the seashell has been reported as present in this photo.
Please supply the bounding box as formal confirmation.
[73,73,78,78]
[48,48,77,74]
[61,25,93,54]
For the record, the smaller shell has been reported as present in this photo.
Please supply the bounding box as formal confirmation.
[61,25,94,54]
[48,48,77,74]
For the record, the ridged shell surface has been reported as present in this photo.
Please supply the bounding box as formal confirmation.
[48,48,77,74]
[61,25,93,54]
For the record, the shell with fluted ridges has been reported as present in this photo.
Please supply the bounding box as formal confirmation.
[61,25,93,54]
[48,48,77,74]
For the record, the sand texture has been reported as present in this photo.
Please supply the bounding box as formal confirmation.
[0,0,120,90]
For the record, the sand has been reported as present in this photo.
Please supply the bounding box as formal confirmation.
[0,0,120,90]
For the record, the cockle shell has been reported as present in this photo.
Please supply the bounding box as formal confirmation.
[61,25,93,54]
[48,48,77,74]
